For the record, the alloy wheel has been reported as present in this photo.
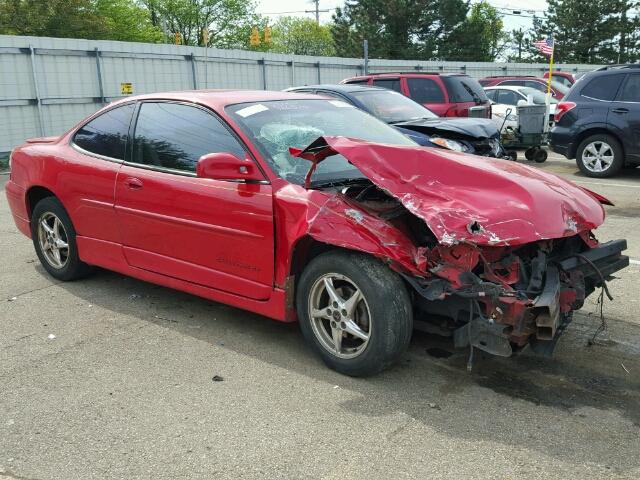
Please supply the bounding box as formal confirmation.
[308,273,371,359]
[582,141,614,173]
[37,212,70,269]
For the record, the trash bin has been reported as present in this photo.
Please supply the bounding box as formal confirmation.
[517,104,547,134]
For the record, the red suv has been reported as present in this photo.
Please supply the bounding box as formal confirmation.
[479,76,568,99]
[340,73,492,118]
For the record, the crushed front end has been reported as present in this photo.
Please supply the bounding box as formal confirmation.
[289,136,629,358]
[404,234,629,357]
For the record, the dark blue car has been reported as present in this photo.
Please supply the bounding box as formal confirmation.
[551,64,640,177]
[286,84,508,158]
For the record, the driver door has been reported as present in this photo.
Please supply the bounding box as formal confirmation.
[114,101,274,300]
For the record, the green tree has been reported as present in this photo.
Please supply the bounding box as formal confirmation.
[530,0,637,63]
[330,0,469,60]
[264,16,335,56]
[444,1,507,61]
[331,0,427,59]
[0,0,163,42]
[0,0,108,38]
[143,0,259,47]
[96,0,164,43]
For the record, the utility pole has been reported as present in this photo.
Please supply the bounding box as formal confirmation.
[363,39,369,74]
[306,0,329,24]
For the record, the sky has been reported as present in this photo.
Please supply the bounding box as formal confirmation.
[255,0,550,31]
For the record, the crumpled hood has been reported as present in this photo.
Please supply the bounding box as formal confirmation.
[290,136,605,247]
[392,117,499,139]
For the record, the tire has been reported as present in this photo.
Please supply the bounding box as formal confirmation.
[525,148,535,161]
[296,251,413,377]
[31,197,92,281]
[533,148,548,163]
[576,134,623,178]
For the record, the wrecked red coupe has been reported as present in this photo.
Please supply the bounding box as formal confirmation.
[6,91,628,376]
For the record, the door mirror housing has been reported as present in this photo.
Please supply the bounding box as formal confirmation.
[196,152,265,182]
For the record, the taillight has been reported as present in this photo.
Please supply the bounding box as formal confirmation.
[554,101,576,122]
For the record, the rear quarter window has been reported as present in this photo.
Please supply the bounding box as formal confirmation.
[406,78,445,103]
[372,78,402,92]
[581,75,623,101]
[73,103,134,160]
[442,76,489,103]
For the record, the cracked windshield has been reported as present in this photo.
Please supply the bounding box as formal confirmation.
[227,99,415,185]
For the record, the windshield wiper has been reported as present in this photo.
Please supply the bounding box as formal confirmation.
[389,116,433,125]
[308,177,372,189]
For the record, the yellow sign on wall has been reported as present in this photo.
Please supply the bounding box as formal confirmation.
[120,82,133,95]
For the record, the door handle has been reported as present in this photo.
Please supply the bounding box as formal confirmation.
[612,108,629,114]
[124,177,143,190]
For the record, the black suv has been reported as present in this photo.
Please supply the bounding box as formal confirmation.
[551,64,640,177]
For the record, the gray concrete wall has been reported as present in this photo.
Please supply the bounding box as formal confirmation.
[0,35,601,153]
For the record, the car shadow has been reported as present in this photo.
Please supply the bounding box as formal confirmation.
[47,265,640,472]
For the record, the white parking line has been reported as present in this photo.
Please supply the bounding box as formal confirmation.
[630,259,640,266]
[576,180,640,189]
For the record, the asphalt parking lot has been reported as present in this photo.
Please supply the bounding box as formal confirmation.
[1,151,639,480]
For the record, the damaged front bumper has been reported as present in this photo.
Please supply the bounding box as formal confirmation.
[408,239,629,358]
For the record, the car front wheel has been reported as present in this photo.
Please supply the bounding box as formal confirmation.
[296,251,413,377]
[576,134,623,177]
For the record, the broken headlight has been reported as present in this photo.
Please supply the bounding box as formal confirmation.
[430,136,469,152]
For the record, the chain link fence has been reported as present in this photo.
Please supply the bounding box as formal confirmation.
[0,34,602,157]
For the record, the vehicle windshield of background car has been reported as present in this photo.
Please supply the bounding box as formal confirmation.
[350,90,438,123]
[550,80,570,95]
[227,99,416,186]
[518,87,559,105]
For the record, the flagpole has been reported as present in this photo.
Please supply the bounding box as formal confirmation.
[544,37,554,133]
[546,44,554,95]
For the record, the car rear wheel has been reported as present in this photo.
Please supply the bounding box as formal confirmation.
[576,134,623,177]
[31,197,92,281]
[296,251,413,377]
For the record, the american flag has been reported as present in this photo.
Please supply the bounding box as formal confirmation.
[533,37,553,56]
[533,37,554,56]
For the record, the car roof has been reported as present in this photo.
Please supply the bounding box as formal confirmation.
[345,72,467,79]
[287,84,390,94]
[482,75,538,79]
[107,89,321,110]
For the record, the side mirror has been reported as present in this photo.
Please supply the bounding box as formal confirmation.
[196,152,265,182]
[517,99,528,107]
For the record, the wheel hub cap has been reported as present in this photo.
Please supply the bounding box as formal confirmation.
[308,273,371,359]
[37,212,70,269]
[582,141,614,173]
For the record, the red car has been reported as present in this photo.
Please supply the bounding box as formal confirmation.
[6,91,628,376]
[544,71,575,88]
[340,72,492,118]
[479,76,569,99]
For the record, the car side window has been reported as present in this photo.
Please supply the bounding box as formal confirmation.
[496,90,520,105]
[619,74,640,102]
[524,81,545,92]
[317,91,351,103]
[485,89,496,102]
[132,102,246,173]
[581,75,624,101]
[73,103,134,160]
[372,78,402,92]
[406,78,445,103]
